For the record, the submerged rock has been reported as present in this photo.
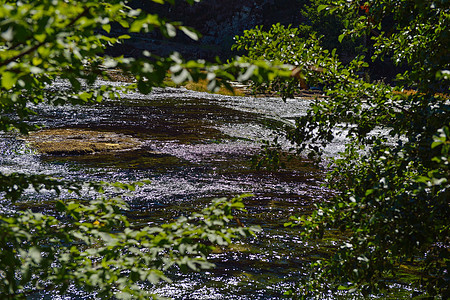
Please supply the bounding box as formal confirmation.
[26,128,142,155]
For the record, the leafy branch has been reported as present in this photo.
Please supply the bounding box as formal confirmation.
[0,6,90,68]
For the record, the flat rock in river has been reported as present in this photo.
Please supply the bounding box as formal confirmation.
[26,129,143,155]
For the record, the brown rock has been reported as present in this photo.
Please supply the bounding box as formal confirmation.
[26,129,142,155]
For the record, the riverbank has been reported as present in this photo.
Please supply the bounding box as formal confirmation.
[105,68,326,100]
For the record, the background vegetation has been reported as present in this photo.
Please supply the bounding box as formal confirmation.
[234,0,449,297]
[0,0,289,298]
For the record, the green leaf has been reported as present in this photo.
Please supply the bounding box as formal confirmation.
[238,65,257,81]
[165,23,176,37]
[172,69,190,84]
[102,24,111,33]
[180,26,199,41]
[187,260,197,271]
[130,19,146,33]
[1,72,17,90]
[365,189,374,196]
[1,27,14,42]
[436,70,450,80]
[29,247,42,263]
[317,5,329,13]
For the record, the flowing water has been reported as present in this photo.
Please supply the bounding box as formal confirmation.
[0,83,415,299]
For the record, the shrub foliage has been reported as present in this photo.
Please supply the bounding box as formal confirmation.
[236,0,449,297]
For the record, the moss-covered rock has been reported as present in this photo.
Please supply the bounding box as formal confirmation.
[27,129,142,155]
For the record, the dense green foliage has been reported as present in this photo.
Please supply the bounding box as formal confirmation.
[235,0,449,298]
[299,0,363,57]
[232,0,366,98]
[0,0,292,298]
[233,23,342,98]
[1,188,255,299]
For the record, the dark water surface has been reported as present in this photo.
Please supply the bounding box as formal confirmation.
[0,84,414,299]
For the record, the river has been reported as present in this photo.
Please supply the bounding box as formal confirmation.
[0,83,414,299]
